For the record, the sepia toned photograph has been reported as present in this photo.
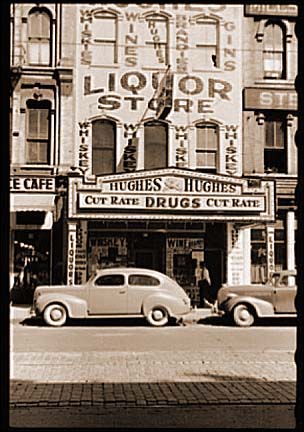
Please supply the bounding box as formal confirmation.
[8,2,304,429]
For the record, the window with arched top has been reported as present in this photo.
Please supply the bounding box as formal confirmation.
[92,119,116,175]
[26,99,51,164]
[193,17,219,70]
[144,14,169,67]
[92,11,118,65]
[195,122,218,172]
[263,21,286,79]
[27,8,52,66]
[144,121,168,169]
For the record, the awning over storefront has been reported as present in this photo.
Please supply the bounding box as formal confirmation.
[68,168,276,223]
[11,194,56,212]
[11,194,56,229]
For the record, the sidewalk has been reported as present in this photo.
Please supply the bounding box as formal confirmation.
[9,305,297,429]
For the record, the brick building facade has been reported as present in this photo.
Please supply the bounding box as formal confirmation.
[9,3,296,304]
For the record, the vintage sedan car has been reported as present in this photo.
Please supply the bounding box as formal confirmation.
[216,270,297,327]
[32,267,192,327]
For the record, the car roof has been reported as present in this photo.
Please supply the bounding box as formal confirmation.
[95,267,168,277]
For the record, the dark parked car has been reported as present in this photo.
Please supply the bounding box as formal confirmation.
[216,270,297,327]
[32,267,192,327]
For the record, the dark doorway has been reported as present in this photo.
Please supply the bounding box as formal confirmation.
[132,233,165,272]
[205,249,224,300]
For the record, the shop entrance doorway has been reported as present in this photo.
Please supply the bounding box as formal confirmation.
[132,233,165,273]
[205,249,224,301]
[135,250,157,270]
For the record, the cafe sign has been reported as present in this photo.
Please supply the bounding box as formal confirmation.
[69,168,275,222]
[10,176,56,192]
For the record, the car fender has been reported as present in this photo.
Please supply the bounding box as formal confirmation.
[141,293,178,317]
[224,296,275,317]
[36,294,88,318]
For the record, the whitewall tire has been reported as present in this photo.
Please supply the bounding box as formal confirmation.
[43,303,67,327]
[146,307,169,327]
[232,304,255,327]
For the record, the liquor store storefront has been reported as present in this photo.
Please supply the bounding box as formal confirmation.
[67,168,275,304]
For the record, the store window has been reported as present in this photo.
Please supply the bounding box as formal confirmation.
[92,11,118,65]
[264,113,287,173]
[192,17,219,70]
[26,99,51,164]
[92,119,116,175]
[11,231,50,304]
[195,122,218,172]
[27,8,52,66]
[263,21,286,79]
[144,13,169,67]
[144,120,168,169]
[251,228,267,283]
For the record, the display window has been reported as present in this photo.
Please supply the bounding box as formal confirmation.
[11,230,50,303]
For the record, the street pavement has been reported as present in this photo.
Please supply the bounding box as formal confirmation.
[9,305,298,429]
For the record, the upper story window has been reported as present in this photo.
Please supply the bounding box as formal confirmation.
[26,100,51,164]
[92,119,116,175]
[195,122,218,172]
[192,17,219,70]
[144,120,168,169]
[27,8,52,66]
[144,13,169,67]
[92,11,118,65]
[263,21,286,79]
[264,113,287,173]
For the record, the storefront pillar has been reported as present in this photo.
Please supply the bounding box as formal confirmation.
[266,226,275,279]
[66,221,77,285]
[242,227,251,284]
[287,211,295,274]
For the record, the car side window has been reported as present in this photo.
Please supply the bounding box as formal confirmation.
[272,274,280,287]
[94,274,125,286]
[128,275,160,286]
[279,275,295,287]
[279,276,289,287]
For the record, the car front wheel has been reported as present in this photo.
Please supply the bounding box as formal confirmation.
[146,307,169,327]
[43,303,67,327]
[232,304,255,327]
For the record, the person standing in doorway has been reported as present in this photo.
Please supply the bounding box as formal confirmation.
[198,261,213,308]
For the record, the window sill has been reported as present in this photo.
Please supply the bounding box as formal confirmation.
[11,165,55,175]
[254,79,295,88]
[243,172,297,178]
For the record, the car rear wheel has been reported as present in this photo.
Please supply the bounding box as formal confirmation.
[232,304,255,327]
[43,303,67,327]
[146,307,169,327]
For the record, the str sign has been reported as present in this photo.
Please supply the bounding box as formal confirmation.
[69,168,275,222]
[244,88,297,111]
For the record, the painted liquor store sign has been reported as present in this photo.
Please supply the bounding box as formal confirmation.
[69,168,275,221]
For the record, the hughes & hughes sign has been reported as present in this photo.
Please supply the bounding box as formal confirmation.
[69,168,275,221]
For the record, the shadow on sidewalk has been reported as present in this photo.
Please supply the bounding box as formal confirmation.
[199,315,297,327]
[9,378,296,428]
[19,316,179,327]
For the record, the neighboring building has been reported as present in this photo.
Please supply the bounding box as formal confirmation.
[242,4,298,283]
[10,3,296,305]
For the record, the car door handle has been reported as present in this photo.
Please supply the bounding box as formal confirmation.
[119,290,126,294]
